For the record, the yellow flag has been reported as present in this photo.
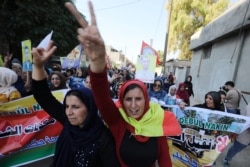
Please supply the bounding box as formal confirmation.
[0,54,4,67]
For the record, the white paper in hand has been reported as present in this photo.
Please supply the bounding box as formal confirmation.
[37,31,53,49]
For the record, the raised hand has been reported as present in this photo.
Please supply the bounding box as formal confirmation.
[65,1,106,72]
[32,41,57,68]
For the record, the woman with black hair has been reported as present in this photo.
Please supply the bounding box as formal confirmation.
[193,91,224,111]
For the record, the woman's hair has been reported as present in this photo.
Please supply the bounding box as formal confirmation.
[123,84,142,96]
[49,71,67,90]
[205,91,221,110]
[76,67,88,78]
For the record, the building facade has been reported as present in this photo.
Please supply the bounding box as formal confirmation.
[190,0,250,112]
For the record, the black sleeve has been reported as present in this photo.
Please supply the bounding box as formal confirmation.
[98,128,120,167]
[32,78,65,124]
[193,104,205,108]
[190,83,194,96]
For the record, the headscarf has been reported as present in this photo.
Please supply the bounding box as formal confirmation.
[168,85,177,97]
[176,82,189,101]
[0,67,18,98]
[116,79,181,142]
[185,75,192,83]
[148,77,166,101]
[53,87,104,167]
[119,79,150,116]
[184,75,193,96]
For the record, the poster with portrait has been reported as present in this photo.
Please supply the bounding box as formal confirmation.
[135,54,156,83]
[61,44,88,69]
[21,40,32,72]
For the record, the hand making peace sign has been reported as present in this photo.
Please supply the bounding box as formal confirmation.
[65,1,106,73]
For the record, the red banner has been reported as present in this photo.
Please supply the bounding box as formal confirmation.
[0,90,64,160]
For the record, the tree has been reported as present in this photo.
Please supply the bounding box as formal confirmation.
[166,0,229,60]
[0,0,84,59]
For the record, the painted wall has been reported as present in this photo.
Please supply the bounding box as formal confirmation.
[190,0,250,112]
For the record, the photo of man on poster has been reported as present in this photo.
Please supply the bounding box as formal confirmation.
[135,54,156,83]
[22,40,33,72]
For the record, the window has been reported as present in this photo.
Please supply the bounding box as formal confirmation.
[203,45,212,59]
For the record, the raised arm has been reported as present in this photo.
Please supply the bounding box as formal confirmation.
[64,2,106,73]
[32,41,57,80]
[31,42,65,123]
[65,2,121,125]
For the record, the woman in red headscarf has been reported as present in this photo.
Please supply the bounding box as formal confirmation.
[64,2,182,166]
[176,82,190,106]
[89,73,182,167]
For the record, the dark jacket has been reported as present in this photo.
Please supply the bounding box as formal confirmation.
[32,79,120,167]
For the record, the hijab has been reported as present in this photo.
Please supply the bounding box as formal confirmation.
[148,77,166,101]
[116,79,181,142]
[176,82,189,101]
[168,85,177,98]
[118,79,150,117]
[0,67,19,98]
[54,87,104,167]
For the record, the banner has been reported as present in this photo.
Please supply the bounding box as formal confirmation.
[0,90,66,166]
[141,41,161,65]
[2,93,250,167]
[163,105,250,167]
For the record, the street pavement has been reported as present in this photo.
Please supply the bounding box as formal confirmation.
[214,143,250,167]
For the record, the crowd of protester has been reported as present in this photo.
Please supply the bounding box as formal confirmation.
[0,1,247,167]
[1,51,240,113]
[3,52,248,166]
[0,50,246,167]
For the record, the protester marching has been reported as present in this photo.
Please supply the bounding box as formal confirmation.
[1,1,250,167]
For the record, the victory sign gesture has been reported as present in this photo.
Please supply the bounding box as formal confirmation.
[65,1,106,73]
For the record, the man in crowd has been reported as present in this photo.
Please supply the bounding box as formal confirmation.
[223,81,241,114]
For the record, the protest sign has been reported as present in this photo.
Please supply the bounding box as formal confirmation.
[0,90,66,166]
[163,105,250,167]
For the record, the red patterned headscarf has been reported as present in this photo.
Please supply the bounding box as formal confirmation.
[118,79,150,119]
[116,79,182,142]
